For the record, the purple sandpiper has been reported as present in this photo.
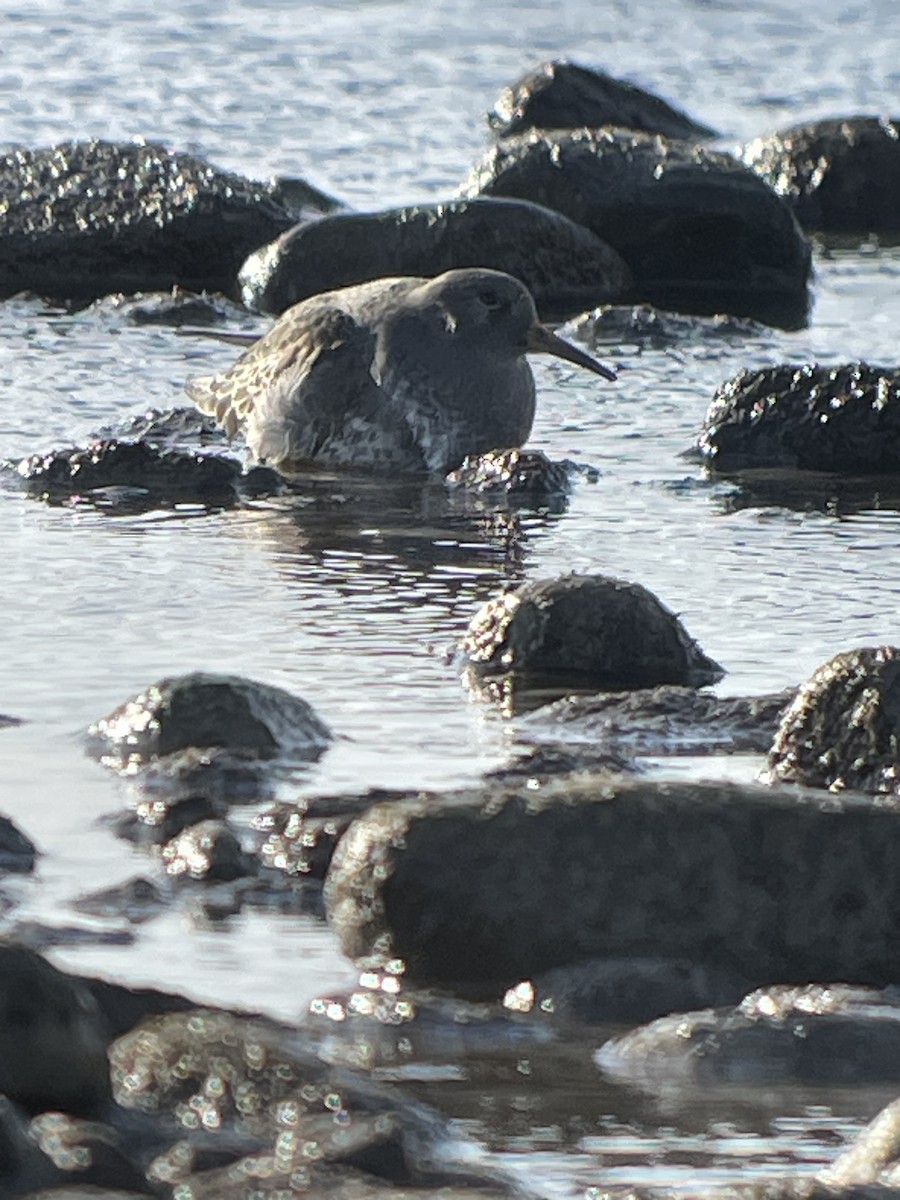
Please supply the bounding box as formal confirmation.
[186,268,615,474]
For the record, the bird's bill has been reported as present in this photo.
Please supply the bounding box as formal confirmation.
[526,323,617,381]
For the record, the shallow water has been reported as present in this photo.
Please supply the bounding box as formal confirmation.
[3,0,900,1192]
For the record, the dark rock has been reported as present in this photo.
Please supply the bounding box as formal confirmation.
[445,448,574,511]
[238,197,632,320]
[0,139,336,302]
[109,1008,448,1181]
[71,877,169,924]
[0,943,112,1115]
[696,363,900,473]
[461,128,812,329]
[596,983,900,1088]
[741,116,900,235]
[161,819,255,883]
[0,713,24,728]
[324,776,900,992]
[81,285,244,326]
[514,957,753,1026]
[12,438,248,508]
[96,406,227,449]
[0,815,37,872]
[106,792,228,845]
[27,1112,151,1195]
[86,672,332,772]
[522,684,795,757]
[459,574,724,712]
[487,60,717,141]
[766,647,900,794]
[254,792,406,882]
[565,302,768,345]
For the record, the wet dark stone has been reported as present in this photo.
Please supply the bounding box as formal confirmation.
[106,792,227,845]
[0,713,24,728]
[26,1112,152,1196]
[461,128,812,330]
[325,776,900,993]
[521,684,795,757]
[86,672,332,773]
[487,60,717,141]
[444,448,574,512]
[80,286,245,326]
[696,363,900,473]
[109,1008,450,1183]
[596,983,900,1088]
[98,406,227,448]
[254,790,417,882]
[0,943,112,1115]
[12,438,247,508]
[0,815,37,873]
[520,957,753,1026]
[0,139,338,302]
[566,302,768,345]
[741,116,900,235]
[459,574,724,712]
[766,647,900,794]
[238,197,632,320]
[161,819,255,883]
[71,876,169,925]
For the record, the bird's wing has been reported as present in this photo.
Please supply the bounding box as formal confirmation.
[185,302,372,449]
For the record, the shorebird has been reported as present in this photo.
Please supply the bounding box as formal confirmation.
[186,268,616,475]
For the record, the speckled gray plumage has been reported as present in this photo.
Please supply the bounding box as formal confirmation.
[186,268,613,475]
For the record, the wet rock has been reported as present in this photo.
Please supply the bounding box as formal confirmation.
[303,971,554,1074]
[596,983,900,1089]
[12,438,250,508]
[26,1112,151,1196]
[487,60,717,141]
[461,128,812,329]
[324,775,900,993]
[0,815,37,872]
[445,448,574,512]
[565,302,768,345]
[765,647,900,794]
[740,116,900,235]
[106,791,228,845]
[254,791,412,882]
[238,197,632,320]
[696,363,900,473]
[96,406,228,450]
[0,943,112,1115]
[79,285,245,326]
[459,574,723,712]
[86,672,332,773]
[109,1008,451,1183]
[161,819,255,883]
[506,957,752,1027]
[71,876,169,924]
[1,713,24,728]
[0,139,337,302]
[521,684,795,757]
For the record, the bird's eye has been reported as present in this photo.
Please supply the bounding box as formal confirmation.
[478,289,504,311]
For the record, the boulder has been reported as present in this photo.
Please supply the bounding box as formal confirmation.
[766,647,900,793]
[238,197,632,319]
[487,60,718,141]
[461,128,812,329]
[741,116,900,234]
[86,672,332,772]
[696,363,900,472]
[325,776,900,992]
[0,140,339,302]
[459,574,723,711]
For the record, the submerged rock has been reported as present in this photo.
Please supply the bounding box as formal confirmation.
[12,438,250,507]
[565,303,769,345]
[741,116,900,235]
[0,815,37,873]
[521,684,795,757]
[445,448,575,511]
[696,363,900,472]
[766,647,900,794]
[486,60,717,141]
[325,776,900,993]
[86,672,332,773]
[0,139,337,301]
[459,574,723,712]
[238,197,631,319]
[461,128,812,329]
[596,983,900,1089]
